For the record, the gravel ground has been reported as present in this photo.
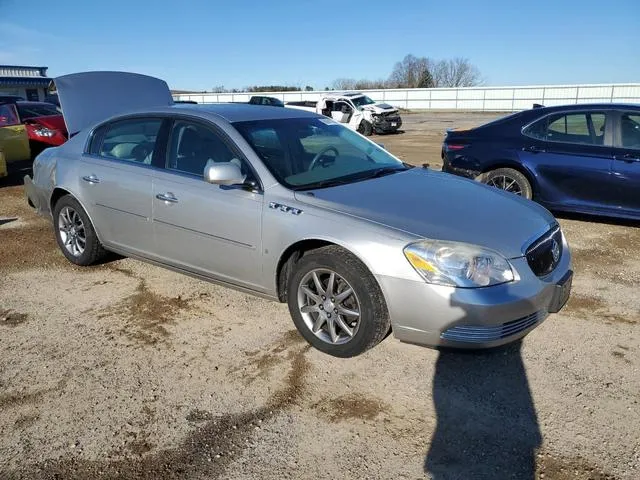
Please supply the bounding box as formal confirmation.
[0,112,638,480]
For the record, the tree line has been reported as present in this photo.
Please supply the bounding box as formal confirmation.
[333,55,483,90]
[206,54,482,93]
[210,85,315,93]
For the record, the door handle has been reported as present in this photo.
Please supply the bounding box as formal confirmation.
[523,145,546,153]
[82,174,100,184]
[615,153,640,163]
[155,192,179,204]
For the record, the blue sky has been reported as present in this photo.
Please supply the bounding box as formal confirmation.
[0,0,638,90]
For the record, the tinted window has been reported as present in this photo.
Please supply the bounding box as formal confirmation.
[99,118,162,164]
[16,103,60,119]
[620,113,640,150]
[0,104,20,127]
[167,121,249,177]
[524,112,606,145]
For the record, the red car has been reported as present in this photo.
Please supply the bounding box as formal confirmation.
[14,101,68,155]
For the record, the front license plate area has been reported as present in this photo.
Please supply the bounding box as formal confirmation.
[548,270,573,313]
[391,122,397,127]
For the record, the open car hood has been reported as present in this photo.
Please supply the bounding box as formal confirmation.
[54,71,173,135]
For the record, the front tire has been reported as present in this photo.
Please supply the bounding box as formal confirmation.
[478,167,533,200]
[53,194,106,266]
[357,120,373,136]
[287,245,390,357]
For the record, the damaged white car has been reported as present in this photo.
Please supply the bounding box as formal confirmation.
[286,92,402,136]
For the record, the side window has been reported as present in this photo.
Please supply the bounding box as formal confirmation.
[87,124,107,155]
[524,112,606,145]
[0,104,20,127]
[522,117,547,140]
[620,113,640,150]
[99,118,161,164]
[167,121,249,178]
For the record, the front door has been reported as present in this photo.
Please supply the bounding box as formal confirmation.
[0,103,30,163]
[152,119,264,289]
[77,117,163,255]
[611,111,640,213]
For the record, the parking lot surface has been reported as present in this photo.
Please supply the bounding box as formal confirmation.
[1,112,638,479]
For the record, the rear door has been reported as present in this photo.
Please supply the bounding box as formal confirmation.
[151,118,264,289]
[521,110,616,207]
[611,110,640,213]
[77,116,164,255]
[0,103,30,162]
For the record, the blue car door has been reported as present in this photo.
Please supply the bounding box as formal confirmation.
[610,110,640,215]
[520,110,616,209]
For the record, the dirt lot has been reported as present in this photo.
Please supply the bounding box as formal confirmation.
[0,112,639,480]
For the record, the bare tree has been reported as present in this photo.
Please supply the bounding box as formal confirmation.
[332,78,358,90]
[388,54,434,88]
[432,58,483,87]
[331,55,483,91]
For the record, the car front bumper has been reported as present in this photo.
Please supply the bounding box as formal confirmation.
[377,252,572,349]
[372,115,402,133]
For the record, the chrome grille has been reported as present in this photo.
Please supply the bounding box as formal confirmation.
[440,311,547,343]
[526,226,563,277]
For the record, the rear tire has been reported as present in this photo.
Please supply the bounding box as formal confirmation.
[358,120,373,136]
[53,194,107,266]
[287,245,390,357]
[478,167,533,200]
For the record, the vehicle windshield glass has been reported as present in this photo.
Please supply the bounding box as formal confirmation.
[350,96,376,108]
[17,103,60,119]
[234,117,407,190]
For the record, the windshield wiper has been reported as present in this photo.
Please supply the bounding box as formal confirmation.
[292,177,357,191]
[293,166,408,191]
[360,166,408,179]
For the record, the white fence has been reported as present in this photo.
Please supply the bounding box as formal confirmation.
[174,83,640,111]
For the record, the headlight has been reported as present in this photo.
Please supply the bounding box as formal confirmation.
[404,240,514,288]
[33,127,56,138]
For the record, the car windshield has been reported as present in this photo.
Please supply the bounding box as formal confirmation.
[234,117,407,190]
[17,103,60,119]
[350,96,376,108]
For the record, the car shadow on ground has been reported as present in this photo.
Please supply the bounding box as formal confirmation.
[424,341,541,479]
[424,288,542,479]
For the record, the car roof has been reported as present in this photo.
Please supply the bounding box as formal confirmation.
[166,103,320,122]
[533,103,640,113]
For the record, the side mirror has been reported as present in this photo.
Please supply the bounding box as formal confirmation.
[204,160,246,186]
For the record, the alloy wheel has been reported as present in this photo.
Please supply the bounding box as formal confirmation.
[58,206,86,257]
[487,175,523,195]
[297,268,361,345]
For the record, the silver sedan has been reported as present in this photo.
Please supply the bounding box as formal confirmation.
[24,72,573,357]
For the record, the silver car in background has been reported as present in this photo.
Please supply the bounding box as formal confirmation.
[24,72,573,357]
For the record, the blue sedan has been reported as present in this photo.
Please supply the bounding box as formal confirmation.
[442,104,640,220]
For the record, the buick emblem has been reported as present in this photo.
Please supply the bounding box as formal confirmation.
[551,239,560,263]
